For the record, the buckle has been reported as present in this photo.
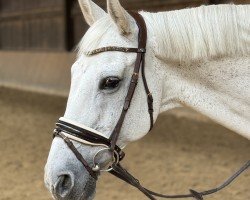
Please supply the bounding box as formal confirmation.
[137,48,146,53]
[92,148,120,172]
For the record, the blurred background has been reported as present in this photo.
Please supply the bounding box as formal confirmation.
[0,0,249,200]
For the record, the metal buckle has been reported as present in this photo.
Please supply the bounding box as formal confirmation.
[92,148,120,172]
[137,48,146,53]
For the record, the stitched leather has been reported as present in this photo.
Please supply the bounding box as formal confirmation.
[109,11,153,151]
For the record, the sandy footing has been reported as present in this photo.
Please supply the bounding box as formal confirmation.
[0,87,249,200]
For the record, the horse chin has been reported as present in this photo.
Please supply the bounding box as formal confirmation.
[80,192,95,200]
[80,178,96,200]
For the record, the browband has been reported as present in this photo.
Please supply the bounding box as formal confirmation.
[86,46,146,56]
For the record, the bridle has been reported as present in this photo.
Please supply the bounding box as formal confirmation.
[53,12,249,200]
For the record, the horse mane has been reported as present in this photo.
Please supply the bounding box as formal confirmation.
[77,4,250,62]
[142,4,250,62]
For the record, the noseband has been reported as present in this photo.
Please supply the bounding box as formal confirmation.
[53,12,249,200]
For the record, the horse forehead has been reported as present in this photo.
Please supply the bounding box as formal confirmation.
[82,52,135,74]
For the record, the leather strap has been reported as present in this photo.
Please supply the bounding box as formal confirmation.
[110,164,156,200]
[55,120,124,158]
[86,47,145,56]
[109,161,250,200]
[141,51,154,130]
[54,131,99,180]
[109,11,153,151]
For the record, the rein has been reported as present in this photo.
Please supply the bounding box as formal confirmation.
[53,12,249,200]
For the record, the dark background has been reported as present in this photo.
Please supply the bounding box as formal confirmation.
[0,0,248,51]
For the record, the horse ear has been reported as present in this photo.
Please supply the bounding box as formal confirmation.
[78,0,106,26]
[107,0,133,35]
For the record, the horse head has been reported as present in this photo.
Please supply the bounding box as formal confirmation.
[44,1,163,199]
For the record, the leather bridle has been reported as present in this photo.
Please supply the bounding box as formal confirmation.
[53,12,249,200]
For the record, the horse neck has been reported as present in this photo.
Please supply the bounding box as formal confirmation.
[142,4,249,63]
[141,6,250,138]
[158,56,250,139]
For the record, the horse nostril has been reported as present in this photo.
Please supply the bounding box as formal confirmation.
[54,174,74,198]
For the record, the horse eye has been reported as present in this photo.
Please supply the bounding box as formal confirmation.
[100,77,121,90]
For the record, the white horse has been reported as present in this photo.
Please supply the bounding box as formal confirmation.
[45,0,250,199]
